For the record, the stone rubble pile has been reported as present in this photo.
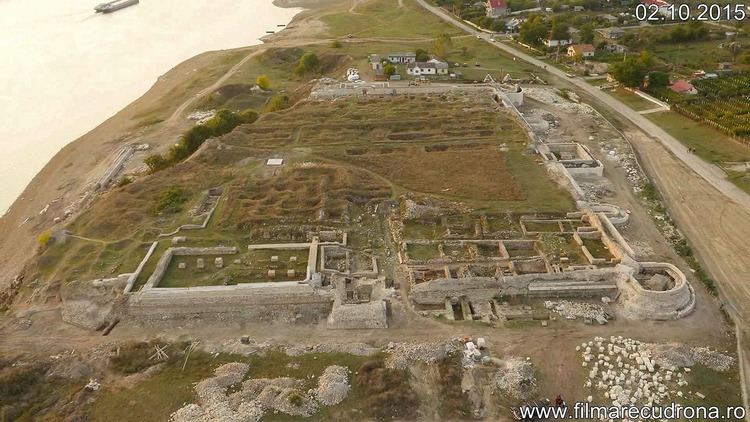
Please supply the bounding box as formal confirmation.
[493,357,537,400]
[578,336,735,409]
[384,340,462,369]
[315,365,350,406]
[544,300,607,321]
[171,363,355,422]
[523,87,595,115]
[640,343,735,372]
[187,110,216,125]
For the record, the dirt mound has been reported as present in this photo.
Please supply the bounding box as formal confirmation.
[493,357,537,400]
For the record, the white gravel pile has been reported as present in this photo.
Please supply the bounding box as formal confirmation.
[523,87,595,115]
[316,365,350,406]
[641,343,735,372]
[544,300,606,320]
[384,340,461,369]
[493,357,537,400]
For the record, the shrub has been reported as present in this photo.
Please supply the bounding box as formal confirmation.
[144,154,170,173]
[288,392,303,406]
[239,109,259,124]
[294,52,320,76]
[37,230,52,249]
[154,187,187,215]
[330,40,342,48]
[256,74,271,90]
[264,94,291,112]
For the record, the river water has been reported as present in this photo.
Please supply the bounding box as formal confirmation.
[0,0,300,214]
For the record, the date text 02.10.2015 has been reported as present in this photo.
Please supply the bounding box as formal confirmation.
[634,2,747,22]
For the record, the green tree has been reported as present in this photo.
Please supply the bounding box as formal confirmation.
[255,74,271,90]
[415,49,430,61]
[204,109,243,136]
[646,71,669,91]
[611,56,648,87]
[294,52,320,76]
[579,23,594,44]
[519,15,550,46]
[384,63,397,76]
[433,33,453,58]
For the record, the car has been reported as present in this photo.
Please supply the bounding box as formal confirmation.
[566,73,575,78]
[476,35,481,39]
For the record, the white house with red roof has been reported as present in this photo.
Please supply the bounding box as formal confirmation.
[668,79,697,95]
[567,44,595,58]
[486,0,509,18]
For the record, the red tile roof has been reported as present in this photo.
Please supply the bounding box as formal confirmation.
[488,0,508,9]
[642,0,670,6]
[669,80,695,93]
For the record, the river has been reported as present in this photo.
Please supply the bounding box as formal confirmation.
[0,0,300,214]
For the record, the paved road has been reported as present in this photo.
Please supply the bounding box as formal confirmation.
[416,0,750,209]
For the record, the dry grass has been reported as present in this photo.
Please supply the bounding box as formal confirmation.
[217,164,391,229]
[333,146,523,201]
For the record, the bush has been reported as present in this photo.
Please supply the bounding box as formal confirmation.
[330,40,342,48]
[154,187,187,215]
[144,154,170,173]
[288,392,303,406]
[145,108,256,173]
[294,52,320,76]
[264,94,291,112]
[37,230,52,249]
[256,74,271,90]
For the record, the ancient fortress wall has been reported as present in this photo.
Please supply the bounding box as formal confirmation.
[617,262,695,320]
[128,282,334,323]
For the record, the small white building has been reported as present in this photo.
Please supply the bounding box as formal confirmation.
[387,52,416,64]
[544,38,573,48]
[407,59,449,76]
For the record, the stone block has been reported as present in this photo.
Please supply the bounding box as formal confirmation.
[287,269,296,278]
[215,257,224,269]
[290,256,298,262]
[268,269,276,278]
[271,256,279,262]
[196,258,205,269]
[178,262,186,269]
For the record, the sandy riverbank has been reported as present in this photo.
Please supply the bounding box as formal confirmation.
[0,0,331,292]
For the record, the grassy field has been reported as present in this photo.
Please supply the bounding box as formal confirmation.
[321,0,458,38]
[606,87,660,112]
[645,111,750,163]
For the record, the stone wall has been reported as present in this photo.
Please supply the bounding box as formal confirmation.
[617,262,695,320]
[411,268,625,305]
[128,282,334,323]
[327,300,388,329]
[144,247,238,289]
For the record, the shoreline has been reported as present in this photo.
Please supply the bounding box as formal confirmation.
[0,1,316,290]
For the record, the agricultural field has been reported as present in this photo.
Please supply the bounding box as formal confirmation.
[674,74,750,142]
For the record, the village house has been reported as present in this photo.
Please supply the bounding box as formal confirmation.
[544,37,573,48]
[368,54,383,71]
[567,44,595,59]
[717,62,733,72]
[506,17,522,33]
[604,43,628,54]
[486,0,509,18]
[387,52,416,64]
[601,14,619,24]
[598,27,624,40]
[668,79,698,95]
[407,58,449,77]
